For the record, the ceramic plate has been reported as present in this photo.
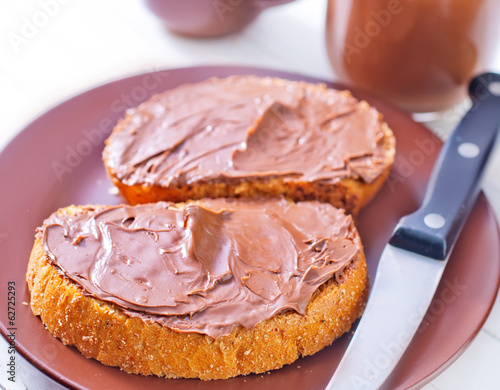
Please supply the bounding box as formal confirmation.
[1,66,499,390]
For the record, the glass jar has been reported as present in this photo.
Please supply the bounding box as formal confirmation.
[325,0,500,113]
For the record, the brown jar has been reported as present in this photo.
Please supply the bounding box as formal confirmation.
[326,0,500,113]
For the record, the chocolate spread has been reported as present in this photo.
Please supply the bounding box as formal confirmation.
[325,0,500,113]
[41,199,360,338]
[104,76,388,186]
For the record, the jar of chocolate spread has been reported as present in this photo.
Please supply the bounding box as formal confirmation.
[325,0,500,113]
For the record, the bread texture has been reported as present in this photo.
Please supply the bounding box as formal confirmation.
[27,204,368,380]
[103,76,395,215]
[107,163,392,216]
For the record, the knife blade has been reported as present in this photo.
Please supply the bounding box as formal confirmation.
[327,72,500,390]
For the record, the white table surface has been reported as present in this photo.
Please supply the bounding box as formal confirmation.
[1,1,500,389]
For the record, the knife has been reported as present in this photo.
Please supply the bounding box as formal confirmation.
[327,72,500,390]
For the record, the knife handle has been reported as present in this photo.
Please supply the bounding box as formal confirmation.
[389,73,500,260]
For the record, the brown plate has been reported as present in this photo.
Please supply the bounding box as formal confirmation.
[0,66,499,390]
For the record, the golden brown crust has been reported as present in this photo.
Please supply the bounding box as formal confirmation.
[103,82,395,216]
[27,205,368,380]
[107,166,391,216]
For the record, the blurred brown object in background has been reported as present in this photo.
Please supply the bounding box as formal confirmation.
[326,0,500,113]
[145,0,294,38]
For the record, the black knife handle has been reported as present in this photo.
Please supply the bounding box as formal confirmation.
[389,73,500,260]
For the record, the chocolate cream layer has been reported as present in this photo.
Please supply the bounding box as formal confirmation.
[41,198,361,338]
[104,76,388,187]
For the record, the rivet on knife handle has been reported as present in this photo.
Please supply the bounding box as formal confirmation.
[389,73,500,260]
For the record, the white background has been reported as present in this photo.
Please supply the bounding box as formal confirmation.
[1,1,500,389]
